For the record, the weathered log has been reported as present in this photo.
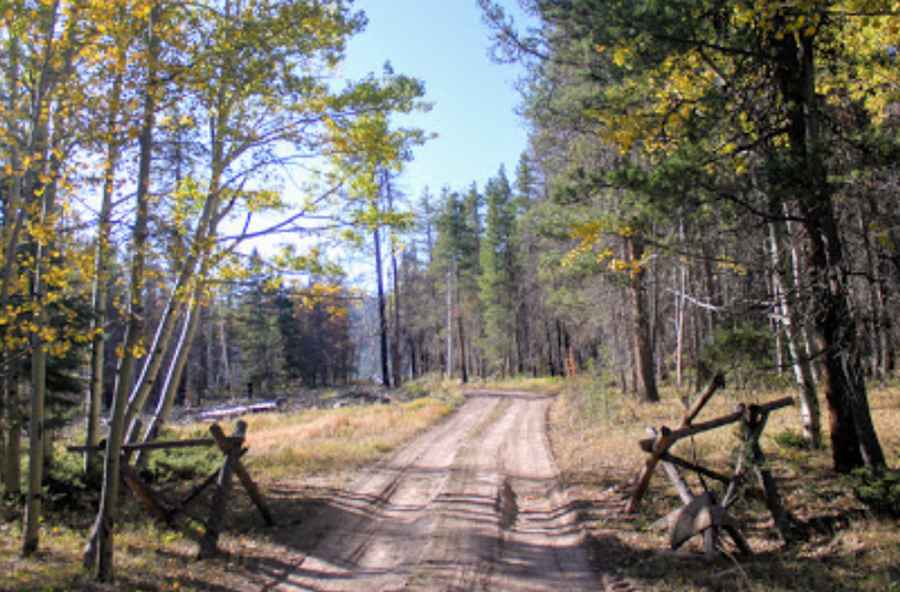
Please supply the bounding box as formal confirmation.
[197,422,245,558]
[627,427,676,513]
[209,422,274,526]
[176,448,248,515]
[671,492,744,557]
[648,427,695,505]
[662,460,694,505]
[682,372,726,426]
[197,400,280,421]
[744,405,798,542]
[121,463,171,524]
[67,437,242,453]
[638,397,793,453]
[661,452,731,485]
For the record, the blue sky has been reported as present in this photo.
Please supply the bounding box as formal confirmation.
[340,0,533,203]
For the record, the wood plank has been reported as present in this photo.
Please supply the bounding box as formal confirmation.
[661,460,694,505]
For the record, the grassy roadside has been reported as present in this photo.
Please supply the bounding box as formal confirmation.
[0,378,464,592]
[462,375,565,395]
[548,375,900,591]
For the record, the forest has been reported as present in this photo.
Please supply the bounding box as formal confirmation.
[1,0,899,587]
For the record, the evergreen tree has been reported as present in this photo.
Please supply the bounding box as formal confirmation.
[479,167,517,375]
[433,188,480,381]
[234,253,286,396]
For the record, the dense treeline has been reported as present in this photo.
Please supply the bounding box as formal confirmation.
[378,0,898,480]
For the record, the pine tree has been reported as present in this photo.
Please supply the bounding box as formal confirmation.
[479,167,517,375]
[433,188,480,382]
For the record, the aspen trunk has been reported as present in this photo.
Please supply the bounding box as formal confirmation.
[86,68,124,479]
[85,4,160,578]
[769,215,821,448]
[137,294,202,465]
[0,32,24,497]
[23,53,68,555]
[217,311,231,393]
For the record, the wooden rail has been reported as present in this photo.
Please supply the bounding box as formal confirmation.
[625,376,798,557]
[637,396,794,453]
[70,421,273,559]
[67,437,243,453]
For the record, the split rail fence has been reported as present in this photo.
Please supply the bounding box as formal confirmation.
[69,419,273,558]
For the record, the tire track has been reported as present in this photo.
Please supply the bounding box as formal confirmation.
[271,391,602,592]
[274,394,500,591]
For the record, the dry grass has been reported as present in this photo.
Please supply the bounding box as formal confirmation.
[241,395,460,479]
[464,375,566,395]
[549,375,900,591]
[0,385,463,591]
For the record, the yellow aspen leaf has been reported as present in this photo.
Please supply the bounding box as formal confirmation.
[612,46,630,67]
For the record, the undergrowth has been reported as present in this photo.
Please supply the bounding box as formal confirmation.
[548,374,900,592]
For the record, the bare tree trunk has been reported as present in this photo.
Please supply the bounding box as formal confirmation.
[625,235,659,403]
[674,262,687,389]
[86,68,124,479]
[2,376,21,495]
[769,214,821,448]
[407,336,418,379]
[456,301,469,384]
[387,183,402,387]
[446,269,453,380]
[136,292,202,465]
[856,202,887,383]
[374,224,390,388]
[217,309,231,393]
[777,32,883,472]
[204,305,215,396]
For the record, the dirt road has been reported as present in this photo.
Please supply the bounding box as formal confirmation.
[268,390,600,591]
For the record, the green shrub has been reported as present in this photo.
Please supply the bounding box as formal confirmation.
[145,443,221,483]
[772,429,810,450]
[699,322,779,390]
[852,468,900,518]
